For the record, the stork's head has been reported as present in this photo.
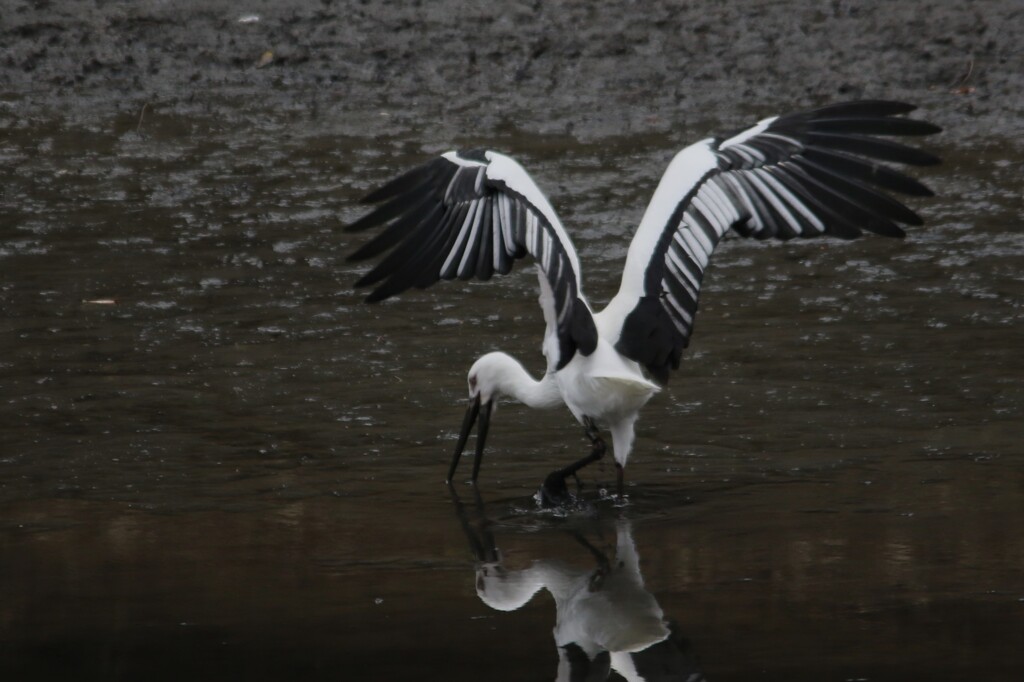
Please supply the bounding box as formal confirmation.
[446,352,522,484]
[475,562,545,612]
[468,351,528,404]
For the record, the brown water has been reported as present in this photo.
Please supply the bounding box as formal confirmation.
[2,1,1024,675]
[3,55,1024,682]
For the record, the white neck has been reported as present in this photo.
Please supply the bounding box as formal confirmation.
[474,352,564,409]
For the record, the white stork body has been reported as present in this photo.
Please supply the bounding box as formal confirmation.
[346,100,940,498]
[467,331,658,470]
[555,341,659,464]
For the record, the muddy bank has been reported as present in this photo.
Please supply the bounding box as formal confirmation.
[2,1,1021,146]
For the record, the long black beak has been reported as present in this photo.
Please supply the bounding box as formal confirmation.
[447,396,492,483]
[448,485,499,563]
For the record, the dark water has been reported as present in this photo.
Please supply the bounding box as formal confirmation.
[3,85,1024,682]
[2,98,1024,675]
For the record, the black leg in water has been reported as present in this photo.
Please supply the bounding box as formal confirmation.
[540,417,606,507]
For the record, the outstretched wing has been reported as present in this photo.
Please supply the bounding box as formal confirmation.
[347,149,597,369]
[602,100,941,383]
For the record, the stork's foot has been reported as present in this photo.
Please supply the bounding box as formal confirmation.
[539,470,572,507]
[539,416,607,508]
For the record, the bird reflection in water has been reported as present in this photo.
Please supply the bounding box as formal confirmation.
[452,491,705,682]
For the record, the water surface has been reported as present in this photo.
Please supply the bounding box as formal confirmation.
[2,65,1023,682]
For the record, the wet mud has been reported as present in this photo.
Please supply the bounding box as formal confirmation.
[2,0,1022,142]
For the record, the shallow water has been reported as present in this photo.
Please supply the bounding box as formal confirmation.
[2,91,1023,682]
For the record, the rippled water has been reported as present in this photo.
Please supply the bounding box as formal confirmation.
[2,97,1023,680]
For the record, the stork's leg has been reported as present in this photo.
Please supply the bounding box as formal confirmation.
[558,416,606,479]
[540,417,605,506]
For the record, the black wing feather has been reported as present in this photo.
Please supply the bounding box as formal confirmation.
[804,132,941,166]
[802,147,935,197]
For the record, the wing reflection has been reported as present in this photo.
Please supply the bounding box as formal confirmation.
[452,490,706,682]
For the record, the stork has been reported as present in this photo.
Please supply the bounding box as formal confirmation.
[346,100,940,502]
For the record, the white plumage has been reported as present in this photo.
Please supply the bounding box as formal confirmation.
[346,100,940,500]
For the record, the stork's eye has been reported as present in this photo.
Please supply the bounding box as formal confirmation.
[469,376,477,390]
